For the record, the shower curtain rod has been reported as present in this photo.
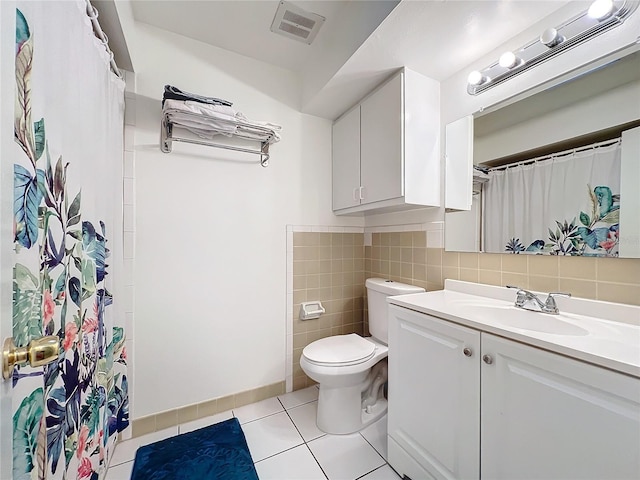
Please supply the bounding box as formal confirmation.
[489,137,621,172]
[85,0,123,79]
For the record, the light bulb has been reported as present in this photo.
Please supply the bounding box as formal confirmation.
[588,0,614,20]
[499,51,518,69]
[540,28,564,47]
[467,70,484,86]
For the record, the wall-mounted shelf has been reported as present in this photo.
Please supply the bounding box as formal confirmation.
[161,107,279,167]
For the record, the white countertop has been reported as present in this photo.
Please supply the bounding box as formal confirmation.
[387,280,640,378]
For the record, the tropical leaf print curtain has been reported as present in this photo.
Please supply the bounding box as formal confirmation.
[483,142,621,257]
[11,2,129,479]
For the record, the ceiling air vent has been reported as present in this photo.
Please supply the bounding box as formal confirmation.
[270,1,325,45]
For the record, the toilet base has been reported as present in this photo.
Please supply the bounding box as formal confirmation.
[316,382,387,435]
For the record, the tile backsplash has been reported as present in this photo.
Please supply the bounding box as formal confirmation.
[366,231,640,306]
[289,227,640,391]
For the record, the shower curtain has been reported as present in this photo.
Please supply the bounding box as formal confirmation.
[11,2,129,479]
[483,142,621,256]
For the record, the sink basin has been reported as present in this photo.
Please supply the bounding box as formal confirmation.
[451,299,590,336]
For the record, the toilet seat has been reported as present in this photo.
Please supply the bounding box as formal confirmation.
[302,334,376,367]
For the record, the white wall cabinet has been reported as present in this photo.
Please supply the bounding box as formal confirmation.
[388,305,640,480]
[332,68,440,215]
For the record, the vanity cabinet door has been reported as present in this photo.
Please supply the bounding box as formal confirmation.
[388,305,480,480]
[481,333,640,479]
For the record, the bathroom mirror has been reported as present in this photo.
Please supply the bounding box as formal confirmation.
[445,45,640,258]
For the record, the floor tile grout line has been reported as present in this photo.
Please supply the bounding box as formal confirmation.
[279,396,327,443]
[279,395,318,411]
[252,441,306,465]
[303,442,330,480]
[354,463,392,480]
[244,397,306,465]
[280,393,394,480]
[110,459,130,468]
[358,430,387,463]
[108,457,134,468]
[235,408,283,426]
[278,396,330,479]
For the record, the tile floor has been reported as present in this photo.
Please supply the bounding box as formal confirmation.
[106,386,401,480]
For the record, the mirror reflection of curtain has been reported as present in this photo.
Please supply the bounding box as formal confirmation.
[483,141,621,256]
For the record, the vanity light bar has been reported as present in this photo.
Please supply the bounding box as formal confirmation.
[467,0,639,95]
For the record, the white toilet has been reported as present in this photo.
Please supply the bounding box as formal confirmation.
[300,278,425,434]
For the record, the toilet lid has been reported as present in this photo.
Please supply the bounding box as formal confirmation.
[303,334,376,366]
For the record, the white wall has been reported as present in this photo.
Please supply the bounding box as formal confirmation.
[128,22,363,417]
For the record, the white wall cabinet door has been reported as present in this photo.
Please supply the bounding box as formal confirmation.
[360,72,403,205]
[332,106,361,210]
[388,305,480,480]
[481,333,640,479]
[445,115,473,211]
[620,125,640,257]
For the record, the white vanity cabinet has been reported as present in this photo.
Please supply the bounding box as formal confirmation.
[332,68,440,215]
[481,334,640,480]
[388,304,640,480]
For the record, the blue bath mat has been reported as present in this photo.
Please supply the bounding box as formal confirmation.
[130,417,258,480]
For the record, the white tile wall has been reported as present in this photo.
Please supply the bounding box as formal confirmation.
[120,70,136,440]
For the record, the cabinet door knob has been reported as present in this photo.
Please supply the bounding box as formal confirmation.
[482,354,494,365]
[463,347,473,357]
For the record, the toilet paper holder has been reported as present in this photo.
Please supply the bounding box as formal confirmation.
[299,301,325,320]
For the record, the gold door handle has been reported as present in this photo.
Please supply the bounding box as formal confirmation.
[2,336,60,380]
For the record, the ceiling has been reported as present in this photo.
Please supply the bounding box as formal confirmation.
[130,0,399,74]
[106,0,576,118]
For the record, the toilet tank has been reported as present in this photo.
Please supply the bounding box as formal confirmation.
[365,278,425,344]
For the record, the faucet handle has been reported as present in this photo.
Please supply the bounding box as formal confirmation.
[506,285,529,307]
[544,292,571,313]
[547,292,571,300]
[506,285,525,296]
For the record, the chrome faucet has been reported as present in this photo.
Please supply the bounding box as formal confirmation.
[506,286,571,315]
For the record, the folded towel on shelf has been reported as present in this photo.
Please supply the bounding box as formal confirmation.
[164,99,237,119]
[167,113,237,138]
[236,112,282,143]
[164,99,237,138]
[162,85,233,108]
[163,98,282,144]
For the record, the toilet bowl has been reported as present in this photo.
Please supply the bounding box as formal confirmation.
[300,278,425,434]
